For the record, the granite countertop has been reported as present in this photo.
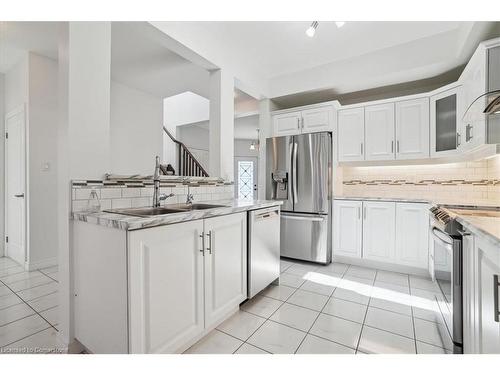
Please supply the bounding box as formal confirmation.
[72,199,282,231]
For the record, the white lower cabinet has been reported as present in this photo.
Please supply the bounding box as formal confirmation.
[203,213,247,327]
[333,199,429,272]
[74,211,248,354]
[333,200,362,258]
[362,201,396,262]
[394,203,429,268]
[464,235,500,353]
[128,212,247,353]
[128,220,205,354]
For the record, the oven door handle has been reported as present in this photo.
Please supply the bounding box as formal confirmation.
[431,227,453,250]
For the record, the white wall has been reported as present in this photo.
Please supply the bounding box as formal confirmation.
[110,81,163,175]
[27,53,59,268]
[0,73,4,257]
[4,54,28,113]
[234,139,259,158]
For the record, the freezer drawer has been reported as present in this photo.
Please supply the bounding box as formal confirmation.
[248,206,281,298]
[280,212,330,264]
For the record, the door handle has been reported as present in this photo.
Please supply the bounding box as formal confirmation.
[292,142,298,204]
[494,274,500,323]
[14,194,24,198]
[358,207,361,220]
[206,231,213,255]
[396,140,400,153]
[360,143,364,155]
[457,132,461,147]
[363,207,367,220]
[391,140,394,153]
[199,232,205,255]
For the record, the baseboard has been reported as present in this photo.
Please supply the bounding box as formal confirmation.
[333,255,430,277]
[25,257,57,271]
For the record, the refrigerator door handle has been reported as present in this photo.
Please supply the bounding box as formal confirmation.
[292,142,298,204]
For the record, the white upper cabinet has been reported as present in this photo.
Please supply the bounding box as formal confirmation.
[333,200,363,258]
[273,106,334,136]
[395,98,430,160]
[430,86,461,157]
[302,106,334,133]
[362,201,396,262]
[365,103,395,161]
[203,212,247,328]
[338,107,365,162]
[394,203,429,269]
[460,48,487,151]
[273,111,301,136]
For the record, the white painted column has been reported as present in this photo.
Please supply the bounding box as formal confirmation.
[209,69,234,181]
[257,98,277,199]
[57,21,111,347]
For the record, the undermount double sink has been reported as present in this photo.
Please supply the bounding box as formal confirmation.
[104,203,228,218]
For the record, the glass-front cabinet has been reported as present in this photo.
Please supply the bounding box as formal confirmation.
[430,85,462,157]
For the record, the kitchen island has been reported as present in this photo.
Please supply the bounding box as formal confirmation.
[71,199,281,354]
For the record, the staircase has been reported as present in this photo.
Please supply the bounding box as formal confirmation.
[163,126,209,177]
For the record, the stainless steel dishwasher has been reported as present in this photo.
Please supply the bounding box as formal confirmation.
[248,206,281,298]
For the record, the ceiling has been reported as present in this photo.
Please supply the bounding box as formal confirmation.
[155,21,500,101]
[173,21,464,79]
[111,22,210,99]
[0,21,61,73]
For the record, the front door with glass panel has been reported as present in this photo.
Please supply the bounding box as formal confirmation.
[234,157,258,199]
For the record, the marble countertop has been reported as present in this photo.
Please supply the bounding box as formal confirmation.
[72,199,282,231]
[333,196,431,204]
[454,214,500,247]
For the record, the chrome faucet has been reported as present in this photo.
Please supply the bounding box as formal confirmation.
[153,156,174,207]
[186,186,194,205]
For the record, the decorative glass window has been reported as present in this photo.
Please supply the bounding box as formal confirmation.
[237,161,254,199]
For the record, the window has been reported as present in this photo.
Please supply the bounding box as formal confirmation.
[237,161,254,199]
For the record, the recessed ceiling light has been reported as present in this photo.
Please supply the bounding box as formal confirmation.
[335,21,345,28]
[306,21,319,37]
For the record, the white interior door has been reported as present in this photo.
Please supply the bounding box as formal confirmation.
[5,107,26,266]
[234,157,258,199]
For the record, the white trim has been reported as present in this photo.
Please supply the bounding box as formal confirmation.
[271,101,340,116]
[24,256,58,272]
[4,104,28,265]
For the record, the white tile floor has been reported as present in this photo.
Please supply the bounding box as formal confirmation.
[185,258,453,354]
[0,257,62,354]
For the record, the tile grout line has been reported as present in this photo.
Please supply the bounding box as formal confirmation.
[355,268,376,354]
[293,267,346,354]
[37,268,59,283]
[0,279,59,337]
[408,274,418,354]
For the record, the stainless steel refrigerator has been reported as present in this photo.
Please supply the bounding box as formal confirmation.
[266,132,332,264]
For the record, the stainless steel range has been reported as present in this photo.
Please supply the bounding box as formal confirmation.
[429,205,467,354]
[429,204,500,354]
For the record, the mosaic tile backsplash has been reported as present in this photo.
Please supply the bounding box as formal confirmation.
[71,178,234,212]
[340,155,500,202]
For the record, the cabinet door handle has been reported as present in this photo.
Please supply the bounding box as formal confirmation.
[457,132,461,147]
[391,140,394,153]
[396,140,400,153]
[199,232,204,255]
[494,275,500,323]
[206,231,213,255]
[357,207,361,220]
[363,207,367,220]
[360,143,363,155]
